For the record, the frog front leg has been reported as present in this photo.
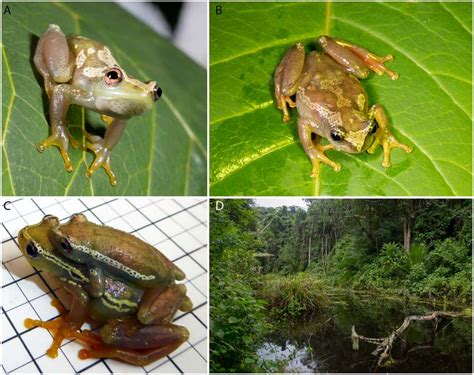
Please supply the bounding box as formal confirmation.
[36,85,87,171]
[24,280,89,358]
[298,118,341,179]
[85,117,126,186]
[367,104,412,167]
[317,35,399,80]
[274,43,305,122]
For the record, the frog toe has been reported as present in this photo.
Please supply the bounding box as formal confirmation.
[86,145,118,186]
[380,135,413,168]
[37,135,74,172]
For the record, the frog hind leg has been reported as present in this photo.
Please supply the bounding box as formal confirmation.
[34,26,79,171]
[367,104,412,167]
[274,43,305,123]
[79,318,189,366]
[79,339,186,366]
[85,118,126,186]
[317,35,398,80]
[138,284,193,326]
[298,118,342,180]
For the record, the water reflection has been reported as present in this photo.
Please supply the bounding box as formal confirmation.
[256,291,471,372]
[257,341,319,372]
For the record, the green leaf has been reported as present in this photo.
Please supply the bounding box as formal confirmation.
[228,316,240,323]
[2,3,206,196]
[210,2,472,196]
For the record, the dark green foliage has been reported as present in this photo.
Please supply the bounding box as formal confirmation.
[326,236,368,285]
[419,239,472,302]
[354,243,410,290]
[211,253,268,372]
[254,199,471,303]
[210,200,268,372]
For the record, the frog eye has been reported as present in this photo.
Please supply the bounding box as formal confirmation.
[26,242,39,258]
[370,122,378,135]
[60,238,73,254]
[104,68,123,86]
[330,129,344,142]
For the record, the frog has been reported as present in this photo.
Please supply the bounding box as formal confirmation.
[17,215,192,366]
[49,213,190,321]
[33,24,162,186]
[274,35,412,182]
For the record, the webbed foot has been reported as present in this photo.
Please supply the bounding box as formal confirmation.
[367,104,412,167]
[23,299,95,358]
[85,141,117,186]
[367,130,412,168]
[37,127,79,172]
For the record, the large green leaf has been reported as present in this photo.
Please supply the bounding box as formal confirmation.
[2,2,206,196]
[210,2,472,196]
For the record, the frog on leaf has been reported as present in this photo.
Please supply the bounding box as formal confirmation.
[274,35,412,184]
[34,24,162,186]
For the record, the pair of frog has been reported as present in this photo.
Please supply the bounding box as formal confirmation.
[36,25,410,188]
[18,214,192,366]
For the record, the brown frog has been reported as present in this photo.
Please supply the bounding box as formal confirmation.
[274,35,412,181]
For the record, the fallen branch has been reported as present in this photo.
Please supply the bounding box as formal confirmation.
[351,311,465,367]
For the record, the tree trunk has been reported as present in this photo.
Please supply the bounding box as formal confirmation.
[403,219,411,253]
[308,235,311,267]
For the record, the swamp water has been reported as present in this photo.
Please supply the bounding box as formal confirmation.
[257,291,471,372]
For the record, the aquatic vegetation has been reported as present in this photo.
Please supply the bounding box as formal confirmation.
[256,273,330,317]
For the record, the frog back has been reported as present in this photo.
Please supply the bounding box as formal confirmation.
[307,54,367,110]
[297,53,370,134]
[67,35,105,57]
[51,217,185,288]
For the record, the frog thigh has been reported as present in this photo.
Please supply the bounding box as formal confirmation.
[275,43,305,97]
[34,24,74,84]
[138,284,193,325]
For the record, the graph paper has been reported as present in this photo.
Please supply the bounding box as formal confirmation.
[1,198,208,374]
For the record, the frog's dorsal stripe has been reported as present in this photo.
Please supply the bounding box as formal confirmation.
[35,240,89,283]
[74,244,155,281]
[102,291,137,313]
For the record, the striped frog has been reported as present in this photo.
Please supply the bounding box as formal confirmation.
[18,215,192,366]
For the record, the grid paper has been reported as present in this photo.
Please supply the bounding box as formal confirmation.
[1,198,208,374]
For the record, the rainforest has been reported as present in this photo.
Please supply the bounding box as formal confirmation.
[210,199,472,373]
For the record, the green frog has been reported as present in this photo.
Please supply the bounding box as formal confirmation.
[34,24,162,186]
[18,215,191,366]
[274,35,412,181]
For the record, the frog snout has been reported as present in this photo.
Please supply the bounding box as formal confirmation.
[152,84,162,101]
